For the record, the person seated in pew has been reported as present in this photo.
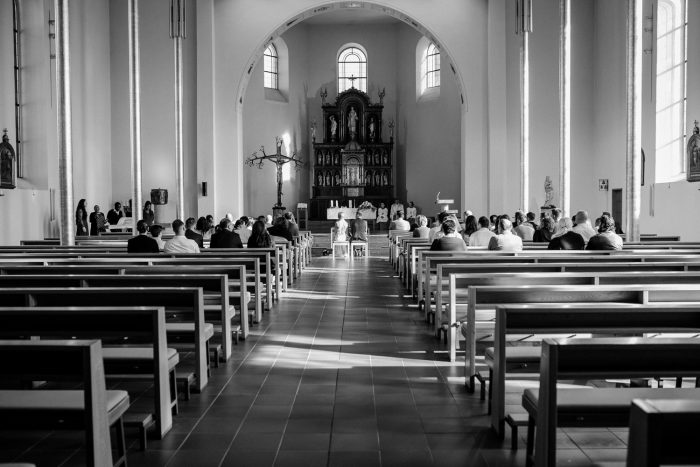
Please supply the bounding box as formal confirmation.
[233,216,252,244]
[389,211,411,232]
[586,213,623,250]
[350,211,369,243]
[195,216,211,240]
[184,217,204,248]
[265,214,274,228]
[469,216,496,247]
[149,224,165,250]
[430,219,467,251]
[284,212,300,237]
[128,219,160,253]
[513,210,535,241]
[413,215,430,239]
[548,217,585,250]
[461,215,478,245]
[164,219,201,253]
[268,215,294,241]
[210,218,244,248]
[248,220,272,248]
[571,210,597,245]
[533,216,555,243]
[429,211,449,242]
[488,218,523,252]
[524,211,538,230]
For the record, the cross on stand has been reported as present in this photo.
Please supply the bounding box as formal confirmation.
[348,75,358,89]
[245,137,304,214]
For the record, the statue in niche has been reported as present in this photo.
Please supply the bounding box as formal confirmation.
[374,151,380,166]
[0,129,16,189]
[316,151,322,165]
[687,121,700,182]
[333,151,340,165]
[382,150,389,165]
[544,176,554,207]
[325,171,332,186]
[348,107,358,135]
[365,153,370,165]
[369,117,376,141]
[374,170,381,186]
[317,173,324,187]
[365,169,372,186]
[330,115,337,141]
[334,171,341,186]
[324,151,331,165]
[382,171,389,186]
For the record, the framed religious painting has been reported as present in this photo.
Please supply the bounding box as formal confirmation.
[0,129,17,189]
[687,121,700,182]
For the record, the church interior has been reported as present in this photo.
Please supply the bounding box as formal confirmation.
[1,0,700,466]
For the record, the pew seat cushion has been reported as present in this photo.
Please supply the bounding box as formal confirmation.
[0,389,130,424]
[103,347,179,368]
[523,388,700,416]
[485,346,541,366]
[166,322,215,339]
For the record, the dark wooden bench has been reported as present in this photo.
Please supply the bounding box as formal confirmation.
[0,287,209,392]
[489,304,700,438]
[0,340,130,466]
[524,338,700,467]
[0,306,174,439]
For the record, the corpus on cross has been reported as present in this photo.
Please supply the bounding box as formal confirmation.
[245,137,304,209]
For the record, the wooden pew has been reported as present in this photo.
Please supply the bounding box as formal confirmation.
[0,306,174,439]
[0,287,209,392]
[451,283,700,391]
[525,338,700,467]
[623,398,700,467]
[489,304,700,438]
[0,340,130,466]
[0,273,243,360]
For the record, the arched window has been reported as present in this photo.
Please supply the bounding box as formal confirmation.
[263,44,279,90]
[425,42,440,89]
[338,45,367,93]
[655,0,687,183]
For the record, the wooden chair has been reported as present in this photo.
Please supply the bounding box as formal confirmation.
[330,229,349,259]
[0,340,130,467]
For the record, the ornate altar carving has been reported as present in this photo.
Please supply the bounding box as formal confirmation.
[310,89,394,219]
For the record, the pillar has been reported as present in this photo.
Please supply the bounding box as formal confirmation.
[128,0,143,223]
[171,0,186,221]
[559,0,571,216]
[626,0,642,241]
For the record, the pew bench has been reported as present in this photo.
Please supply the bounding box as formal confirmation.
[524,338,700,467]
[0,340,130,466]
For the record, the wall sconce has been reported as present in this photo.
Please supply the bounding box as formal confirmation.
[201,181,207,197]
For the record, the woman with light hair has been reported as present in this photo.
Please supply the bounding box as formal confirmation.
[548,217,585,250]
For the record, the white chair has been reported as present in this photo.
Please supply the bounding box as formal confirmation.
[350,225,370,258]
[330,229,349,258]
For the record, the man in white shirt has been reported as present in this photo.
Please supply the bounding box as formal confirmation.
[469,216,496,247]
[389,211,410,231]
[389,199,404,221]
[164,219,201,253]
[572,210,597,244]
[488,218,523,252]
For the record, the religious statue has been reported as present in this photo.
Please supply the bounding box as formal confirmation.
[317,173,324,186]
[320,88,328,105]
[378,87,386,104]
[365,169,372,186]
[348,107,358,135]
[310,120,316,141]
[544,176,554,206]
[369,117,376,141]
[324,151,331,165]
[374,151,380,166]
[388,119,395,139]
[0,129,16,189]
[316,151,322,165]
[382,150,389,165]
[325,171,332,186]
[382,171,388,186]
[245,136,304,209]
[330,115,337,141]
[333,151,340,165]
[334,171,341,186]
[687,121,700,181]
[374,171,381,187]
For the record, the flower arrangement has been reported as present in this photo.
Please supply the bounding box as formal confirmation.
[357,201,376,212]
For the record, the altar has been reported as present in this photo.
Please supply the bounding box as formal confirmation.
[326,207,377,220]
[310,87,394,220]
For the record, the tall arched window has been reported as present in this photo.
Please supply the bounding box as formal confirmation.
[425,43,440,89]
[338,45,367,93]
[263,44,279,90]
[655,0,687,183]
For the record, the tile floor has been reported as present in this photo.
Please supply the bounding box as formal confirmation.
[0,257,629,466]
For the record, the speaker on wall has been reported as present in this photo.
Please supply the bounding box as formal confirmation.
[202,181,208,197]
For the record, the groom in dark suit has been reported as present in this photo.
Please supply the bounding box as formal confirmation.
[128,220,160,253]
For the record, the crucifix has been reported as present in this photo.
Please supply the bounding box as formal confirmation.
[246,137,304,210]
[348,74,358,89]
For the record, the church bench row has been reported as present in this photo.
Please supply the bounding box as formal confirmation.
[0,273,244,360]
[525,338,700,467]
[0,306,174,441]
[448,283,700,391]
[0,287,210,393]
[487,303,700,438]
[0,340,130,466]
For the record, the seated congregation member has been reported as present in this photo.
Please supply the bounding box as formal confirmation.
[524,211,538,229]
[210,218,244,248]
[469,216,496,247]
[390,199,404,221]
[149,224,165,250]
[164,219,201,253]
[513,211,535,241]
[413,215,430,239]
[128,220,160,253]
[184,217,204,248]
[533,216,555,243]
[195,216,210,240]
[406,201,417,223]
[89,205,107,236]
[586,214,623,251]
[376,203,389,231]
[462,215,478,245]
[107,202,124,226]
[234,216,252,244]
[488,218,523,252]
[284,212,300,237]
[571,210,597,245]
[430,219,467,251]
[265,214,274,228]
[268,216,294,241]
[248,220,272,248]
[489,214,498,231]
[548,217,585,250]
[429,212,448,242]
[350,212,369,242]
[389,211,410,231]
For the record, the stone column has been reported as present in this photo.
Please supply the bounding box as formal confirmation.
[171,0,186,220]
[626,0,642,241]
[559,0,571,216]
[55,0,74,245]
[128,0,143,223]
[518,0,532,212]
